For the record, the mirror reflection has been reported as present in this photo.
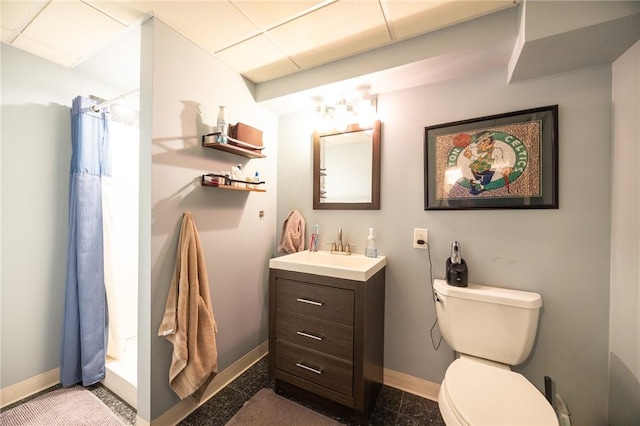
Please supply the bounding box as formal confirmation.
[321,131,372,202]
[313,120,381,210]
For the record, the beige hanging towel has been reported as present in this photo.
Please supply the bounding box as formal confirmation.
[277,209,306,253]
[158,212,218,401]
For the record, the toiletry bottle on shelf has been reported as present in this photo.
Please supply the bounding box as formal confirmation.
[231,164,242,186]
[365,228,377,258]
[217,106,227,143]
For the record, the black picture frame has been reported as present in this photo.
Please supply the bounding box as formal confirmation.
[424,105,558,210]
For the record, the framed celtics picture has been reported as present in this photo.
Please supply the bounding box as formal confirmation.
[424,105,558,210]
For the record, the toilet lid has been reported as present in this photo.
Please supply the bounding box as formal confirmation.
[444,358,558,425]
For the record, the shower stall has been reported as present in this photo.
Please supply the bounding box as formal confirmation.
[101,101,140,408]
[61,93,140,408]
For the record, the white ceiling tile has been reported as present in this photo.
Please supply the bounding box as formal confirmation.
[18,0,125,65]
[385,0,515,40]
[84,1,149,26]
[110,1,154,16]
[268,0,391,68]
[216,33,291,72]
[231,0,328,29]
[121,1,260,53]
[216,34,299,82]
[11,32,78,67]
[1,0,48,42]
[243,59,302,83]
[1,27,13,41]
[1,0,519,84]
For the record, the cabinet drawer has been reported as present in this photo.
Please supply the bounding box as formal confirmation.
[276,310,353,360]
[276,279,354,325]
[275,341,353,396]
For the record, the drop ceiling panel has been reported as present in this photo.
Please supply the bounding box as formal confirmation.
[1,27,12,41]
[386,0,516,40]
[231,0,329,29]
[121,1,260,53]
[1,0,48,42]
[1,0,525,84]
[216,34,299,82]
[13,0,125,67]
[268,0,391,68]
[11,33,78,66]
[242,56,302,83]
[84,1,148,26]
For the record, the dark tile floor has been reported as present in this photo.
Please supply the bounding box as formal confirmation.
[179,355,445,426]
[2,355,444,426]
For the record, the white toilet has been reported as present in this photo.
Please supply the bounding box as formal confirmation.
[433,279,558,426]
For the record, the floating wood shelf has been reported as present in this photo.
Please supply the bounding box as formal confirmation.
[201,175,266,192]
[202,133,266,159]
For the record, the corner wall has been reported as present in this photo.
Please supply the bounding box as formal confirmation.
[277,65,612,424]
[609,39,640,425]
[146,18,278,421]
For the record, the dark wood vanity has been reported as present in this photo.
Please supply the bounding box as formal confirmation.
[268,267,386,424]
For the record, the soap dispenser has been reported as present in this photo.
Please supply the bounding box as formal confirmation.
[365,228,378,258]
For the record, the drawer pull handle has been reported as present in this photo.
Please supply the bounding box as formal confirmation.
[296,331,323,341]
[296,298,323,306]
[296,362,323,375]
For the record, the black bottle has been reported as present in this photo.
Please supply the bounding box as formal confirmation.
[446,241,468,287]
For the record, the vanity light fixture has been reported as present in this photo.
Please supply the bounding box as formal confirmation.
[314,89,377,131]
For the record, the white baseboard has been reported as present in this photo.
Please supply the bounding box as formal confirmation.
[0,368,60,408]
[136,414,150,426]
[102,368,137,409]
[383,368,441,402]
[0,366,140,412]
[149,340,268,426]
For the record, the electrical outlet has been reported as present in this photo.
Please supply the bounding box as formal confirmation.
[413,228,428,249]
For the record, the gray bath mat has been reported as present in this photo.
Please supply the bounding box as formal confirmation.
[226,388,343,426]
[0,386,126,426]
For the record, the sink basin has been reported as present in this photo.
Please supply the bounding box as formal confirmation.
[269,250,386,281]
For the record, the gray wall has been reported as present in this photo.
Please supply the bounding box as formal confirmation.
[276,65,613,424]
[0,29,139,388]
[609,39,640,425]
[145,19,278,421]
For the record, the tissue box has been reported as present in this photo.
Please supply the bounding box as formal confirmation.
[228,122,263,147]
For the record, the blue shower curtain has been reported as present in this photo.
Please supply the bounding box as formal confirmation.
[60,96,111,387]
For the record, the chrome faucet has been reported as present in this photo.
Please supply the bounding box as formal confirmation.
[338,227,343,251]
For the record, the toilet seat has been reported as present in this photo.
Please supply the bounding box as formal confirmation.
[440,357,558,425]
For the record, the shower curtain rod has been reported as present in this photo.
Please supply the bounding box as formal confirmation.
[91,89,140,112]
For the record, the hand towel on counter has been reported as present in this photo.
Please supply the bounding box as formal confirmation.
[158,212,218,401]
[277,209,305,253]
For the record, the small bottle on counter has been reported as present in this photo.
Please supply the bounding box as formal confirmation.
[365,228,378,258]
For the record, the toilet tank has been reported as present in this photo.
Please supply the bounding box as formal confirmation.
[433,279,542,366]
